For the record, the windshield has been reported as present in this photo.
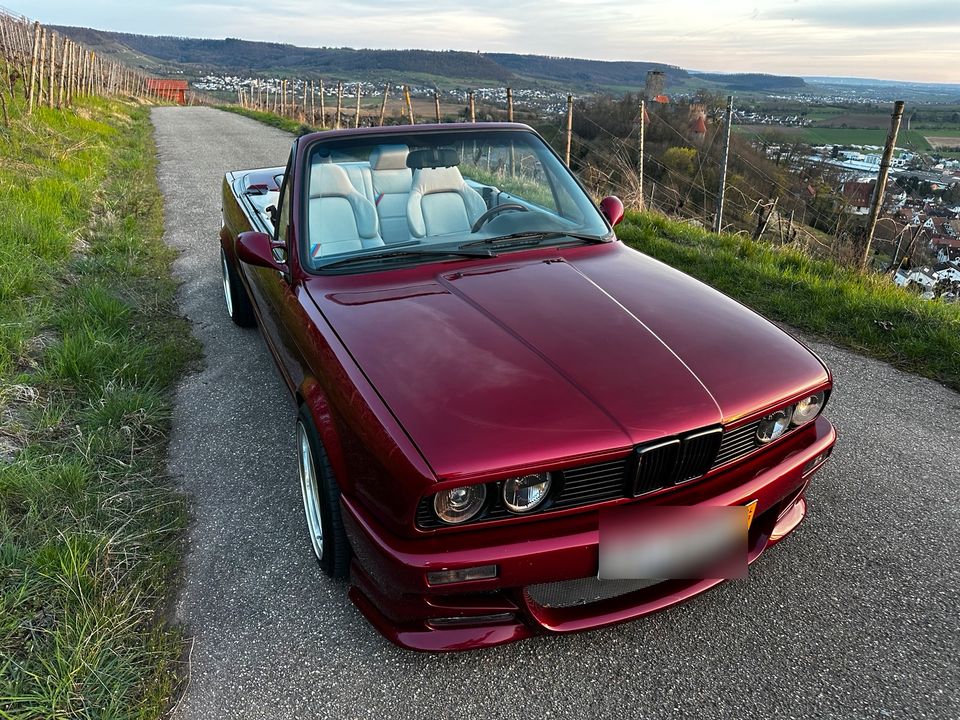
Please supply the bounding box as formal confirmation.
[302,129,610,271]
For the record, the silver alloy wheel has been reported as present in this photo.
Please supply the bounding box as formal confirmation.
[220,248,234,317]
[297,421,324,560]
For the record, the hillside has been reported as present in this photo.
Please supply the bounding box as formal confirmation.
[51,24,806,94]
[486,53,688,87]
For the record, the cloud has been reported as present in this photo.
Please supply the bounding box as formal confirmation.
[12,0,960,82]
[766,0,960,29]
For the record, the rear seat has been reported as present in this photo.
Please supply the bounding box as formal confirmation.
[325,147,413,245]
[339,162,374,205]
[369,145,412,244]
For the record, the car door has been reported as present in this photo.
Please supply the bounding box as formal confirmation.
[244,147,304,392]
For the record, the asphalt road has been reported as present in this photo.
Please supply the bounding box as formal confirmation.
[153,106,959,720]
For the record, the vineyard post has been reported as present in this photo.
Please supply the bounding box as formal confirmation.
[565,94,573,166]
[302,79,308,121]
[862,100,905,270]
[310,80,315,125]
[506,87,513,121]
[638,98,645,209]
[378,82,388,126]
[27,21,38,112]
[47,30,56,108]
[335,80,342,129]
[318,78,325,127]
[434,91,440,123]
[354,81,361,128]
[403,84,414,124]
[468,90,475,122]
[713,95,734,234]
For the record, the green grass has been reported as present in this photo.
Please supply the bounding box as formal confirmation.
[0,93,199,717]
[617,212,960,392]
[218,104,321,134]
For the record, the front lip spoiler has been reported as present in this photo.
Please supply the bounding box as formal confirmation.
[347,489,809,651]
[343,418,836,652]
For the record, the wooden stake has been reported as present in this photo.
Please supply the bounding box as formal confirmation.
[39,27,48,106]
[378,83,389,126]
[468,90,475,122]
[27,21,39,112]
[354,82,361,128]
[335,81,342,129]
[713,95,734,234]
[310,80,316,125]
[318,79,325,127]
[58,35,67,108]
[565,94,573,166]
[434,91,441,123]
[302,79,308,121]
[403,84,414,125]
[506,87,513,121]
[862,100,905,270]
[638,99,645,209]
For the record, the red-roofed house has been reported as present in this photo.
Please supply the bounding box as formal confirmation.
[147,79,188,105]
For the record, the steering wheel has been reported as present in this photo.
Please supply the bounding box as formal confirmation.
[470,203,529,233]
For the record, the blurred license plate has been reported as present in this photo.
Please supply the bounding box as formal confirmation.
[598,504,753,580]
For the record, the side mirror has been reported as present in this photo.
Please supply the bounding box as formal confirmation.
[237,231,286,271]
[599,196,625,227]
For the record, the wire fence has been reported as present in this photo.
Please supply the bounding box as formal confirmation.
[0,6,173,125]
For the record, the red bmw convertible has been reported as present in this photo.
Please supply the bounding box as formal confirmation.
[219,123,835,651]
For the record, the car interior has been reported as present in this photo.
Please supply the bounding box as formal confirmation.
[241,137,599,264]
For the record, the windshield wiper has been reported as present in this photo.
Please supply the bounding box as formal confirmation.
[317,247,497,271]
[459,231,610,249]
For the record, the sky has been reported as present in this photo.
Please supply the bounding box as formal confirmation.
[9,0,960,83]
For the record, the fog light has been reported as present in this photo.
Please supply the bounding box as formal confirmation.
[803,447,832,476]
[426,564,498,586]
[426,613,515,627]
[756,408,792,443]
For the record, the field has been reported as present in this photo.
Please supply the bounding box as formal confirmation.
[736,124,935,150]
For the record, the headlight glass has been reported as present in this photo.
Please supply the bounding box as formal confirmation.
[791,391,825,426]
[433,485,486,524]
[502,472,552,513]
[756,408,792,443]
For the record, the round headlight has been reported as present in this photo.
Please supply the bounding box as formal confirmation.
[792,392,825,426]
[756,408,792,443]
[433,485,486,525]
[502,473,552,513]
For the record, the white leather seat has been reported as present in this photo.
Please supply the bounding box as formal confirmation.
[406,149,486,238]
[369,145,412,244]
[340,162,375,204]
[308,163,384,258]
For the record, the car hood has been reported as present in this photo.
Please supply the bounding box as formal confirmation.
[307,244,828,480]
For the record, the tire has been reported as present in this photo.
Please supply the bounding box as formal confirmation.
[220,245,255,327]
[296,403,351,579]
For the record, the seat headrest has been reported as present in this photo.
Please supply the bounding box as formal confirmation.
[406,148,460,169]
[370,144,410,171]
[310,163,360,198]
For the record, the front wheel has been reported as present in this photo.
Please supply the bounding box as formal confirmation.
[220,245,255,327]
[296,404,351,579]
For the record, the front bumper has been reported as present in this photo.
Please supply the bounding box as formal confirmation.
[342,416,836,651]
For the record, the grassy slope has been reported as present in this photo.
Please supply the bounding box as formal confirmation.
[218,104,318,133]
[618,213,960,391]
[0,97,199,717]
